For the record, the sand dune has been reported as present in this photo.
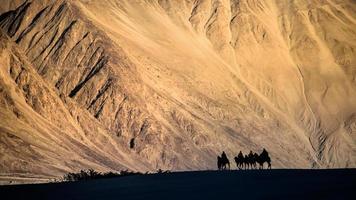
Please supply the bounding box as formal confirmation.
[0,0,355,181]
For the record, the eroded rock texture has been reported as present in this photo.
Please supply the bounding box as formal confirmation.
[0,0,355,181]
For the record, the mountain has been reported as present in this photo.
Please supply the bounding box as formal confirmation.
[0,0,355,181]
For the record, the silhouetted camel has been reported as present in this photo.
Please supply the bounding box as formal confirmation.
[234,151,244,169]
[234,149,272,170]
[247,151,255,169]
[218,151,230,170]
[253,153,259,169]
[257,149,271,169]
[234,152,251,169]
[244,154,250,169]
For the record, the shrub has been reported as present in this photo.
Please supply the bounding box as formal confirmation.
[63,169,142,182]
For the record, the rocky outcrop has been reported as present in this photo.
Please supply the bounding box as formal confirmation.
[0,29,151,178]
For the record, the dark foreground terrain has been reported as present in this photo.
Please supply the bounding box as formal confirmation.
[1,169,355,200]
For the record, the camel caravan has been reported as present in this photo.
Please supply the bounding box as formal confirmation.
[217,149,271,170]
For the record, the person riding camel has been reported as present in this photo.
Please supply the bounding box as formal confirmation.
[220,151,230,170]
[262,148,268,157]
[238,151,243,159]
[247,151,254,169]
[259,148,271,169]
[248,151,254,158]
[221,151,228,161]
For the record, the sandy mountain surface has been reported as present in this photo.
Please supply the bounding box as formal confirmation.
[0,0,355,182]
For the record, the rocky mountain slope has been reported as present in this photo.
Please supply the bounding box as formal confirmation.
[0,0,355,181]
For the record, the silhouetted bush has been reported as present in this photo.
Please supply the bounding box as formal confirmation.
[157,169,171,174]
[63,169,142,182]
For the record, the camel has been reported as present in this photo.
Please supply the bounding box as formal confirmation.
[218,151,230,170]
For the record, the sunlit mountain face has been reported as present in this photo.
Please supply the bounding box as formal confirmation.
[0,0,355,182]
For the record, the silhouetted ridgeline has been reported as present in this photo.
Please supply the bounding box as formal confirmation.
[1,169,355,200]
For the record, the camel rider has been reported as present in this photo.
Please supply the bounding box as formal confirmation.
[262,148,268,157]
[248,151,253,157]
[221,151,228,161]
